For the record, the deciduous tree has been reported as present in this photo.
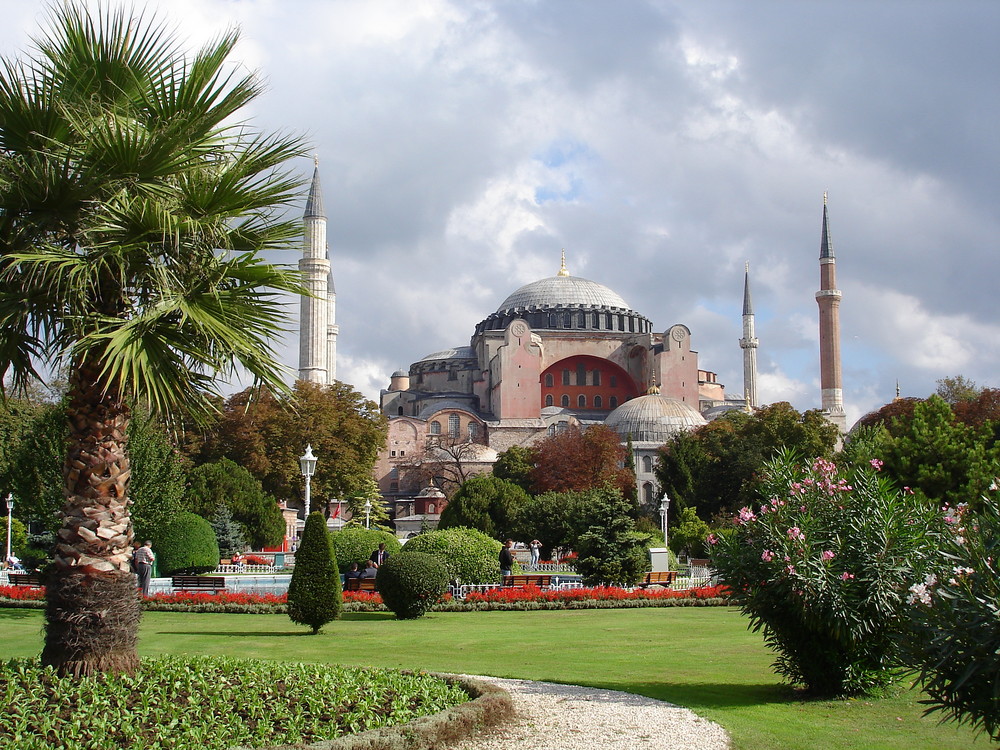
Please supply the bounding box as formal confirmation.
[530,424,631,495]
[439,474,530,540]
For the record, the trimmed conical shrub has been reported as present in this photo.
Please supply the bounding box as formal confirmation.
[287,512,342,634]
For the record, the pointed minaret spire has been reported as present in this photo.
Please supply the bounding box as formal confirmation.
[739,260,759,410]
[557,249,570,277]
[816,193,846,433]
[299,159,331,384]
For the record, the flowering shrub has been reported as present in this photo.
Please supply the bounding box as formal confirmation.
[903,497,1000,740]
[243,554,271,566]
[710,450,943,696]
[0,584,45,601]
[463,584,726,604]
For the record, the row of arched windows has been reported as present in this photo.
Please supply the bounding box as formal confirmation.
[428,414,480,440]
[544,394,619,409]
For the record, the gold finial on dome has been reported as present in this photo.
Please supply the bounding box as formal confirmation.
[557,249,570,277]
[646,383,660,395]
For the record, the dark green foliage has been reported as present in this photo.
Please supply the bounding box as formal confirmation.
[127,409,187,543]
[185,458,285,549]
[656,402,839,520]
[376,552,450,619]
[711,450,943,696]
[511,491,586,561]
[491,445,536,493]
[2,399,65,533]
[1,516,27,558]
[210,504,246,558]
[155,512,220,576]
[571,488,648,587]
[439,474,530,540]
[904,498,1000,740]
[287,512,342,634]
[329,527,400,574]
[403,527,504,584]
[0,656,468,749]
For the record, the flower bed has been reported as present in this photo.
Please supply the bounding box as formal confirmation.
[0,583,728,613]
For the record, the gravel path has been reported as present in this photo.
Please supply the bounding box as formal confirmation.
[447,676,731,750]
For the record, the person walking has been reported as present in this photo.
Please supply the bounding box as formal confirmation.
[529,539,542,570]
[133,540,155,597]
[499,539,515,579]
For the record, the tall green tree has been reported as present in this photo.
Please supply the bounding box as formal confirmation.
[287,511,342,634]
[0,4,304,676]
[572,488,648,587]
[185,458,285,549]
[439,474,530,540]
[127,409,186,543]
[491,445,536,493]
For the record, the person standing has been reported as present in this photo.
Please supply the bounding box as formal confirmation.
[133,540,155,597]
[499,539,515,578]
[370,542,390,568]
[529,539,542,570]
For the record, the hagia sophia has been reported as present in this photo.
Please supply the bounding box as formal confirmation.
[296,163,846,532]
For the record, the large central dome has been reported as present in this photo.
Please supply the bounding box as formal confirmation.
[497,275,631,314]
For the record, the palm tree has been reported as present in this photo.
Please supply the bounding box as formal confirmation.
[0,4,306,676]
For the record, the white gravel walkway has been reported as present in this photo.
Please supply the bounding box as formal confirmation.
[448,676,731,750]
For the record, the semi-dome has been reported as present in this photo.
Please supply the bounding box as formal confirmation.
[496,275,631,314]
[418,346,475,362]
[605,393,706,444]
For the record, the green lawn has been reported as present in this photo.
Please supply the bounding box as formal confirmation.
[0,606,986,750]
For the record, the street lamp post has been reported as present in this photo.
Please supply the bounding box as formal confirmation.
[659,494,671,569]
[299,445,318,519]
[364,499,372,530]
[4,494,12,567]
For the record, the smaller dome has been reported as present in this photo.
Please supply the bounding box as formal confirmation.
[606,394,706,444]
[391,369,408,378]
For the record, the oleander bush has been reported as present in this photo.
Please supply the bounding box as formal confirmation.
[0,655,468,750]
[329,527,400,574]
[376,552,450,619]
[710,450,943,696]
[287,512,342,633]
[403,527,505,584]
[903,497,1000,741]
[155,512,220,576]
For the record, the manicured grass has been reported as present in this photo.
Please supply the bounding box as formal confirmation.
[0,606,987,750]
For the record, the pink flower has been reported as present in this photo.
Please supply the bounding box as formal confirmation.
[737,506,757,524]
[786,526,805,542]
[821,550,835,561]
[786,565,796,575]
[870,458,884,471]
[840,572,854,580]
[761,549,775,562]
[707,533,718,546]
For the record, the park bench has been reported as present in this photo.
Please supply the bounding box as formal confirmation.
[344,577,378,592]
[171,575,227,593]
[502,574,552,589]
[8,572,43,587]
[637,571,676,588]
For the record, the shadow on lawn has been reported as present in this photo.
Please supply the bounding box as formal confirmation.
[600,680,793,710]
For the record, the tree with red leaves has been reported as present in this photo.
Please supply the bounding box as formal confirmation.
[529,424,632,495]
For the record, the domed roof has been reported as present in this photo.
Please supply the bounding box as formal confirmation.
[605,393,706,444]
[418,346,475,362]
[497,275,631,313]
[391,369,408,378]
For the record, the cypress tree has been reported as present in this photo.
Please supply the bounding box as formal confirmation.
[287,512,342,634]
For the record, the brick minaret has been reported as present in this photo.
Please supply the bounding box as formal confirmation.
[816,194,846,432]
[298,159,332,384]
[739,261,758,409]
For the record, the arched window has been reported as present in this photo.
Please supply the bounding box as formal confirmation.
[448,413,460,438]
[610,375,618,388]
[609,396,618,409]
[643,482,654,505]
[547,424,556,436]
[577,312,585,328]
[545,373,554,387]
[430,420,441,435]
[545,394,554,406]
[578,394,586,408]
[642,455,653,473]
[594,395,602,408]
[561,395,570,408]
[592,370,601,386]
[468,422,479,440]
[397,406,404,415]
[562,369,571,385]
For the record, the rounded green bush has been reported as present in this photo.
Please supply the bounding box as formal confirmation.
[288,512,342,633]
[155,512,220,576]
[330,527,401,573]
[403,527,504,584]
[376,552,449,619]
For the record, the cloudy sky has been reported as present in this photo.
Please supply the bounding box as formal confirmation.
[2,0,998,427]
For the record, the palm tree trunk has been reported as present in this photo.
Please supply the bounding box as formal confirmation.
[41,361,141,677]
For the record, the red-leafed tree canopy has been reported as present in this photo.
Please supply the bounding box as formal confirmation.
[529,424,633,495]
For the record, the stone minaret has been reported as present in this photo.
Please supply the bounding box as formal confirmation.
[739,261,759,410]
[298,160,332,384]
[816,193,847,432]
[326,262,338,382]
